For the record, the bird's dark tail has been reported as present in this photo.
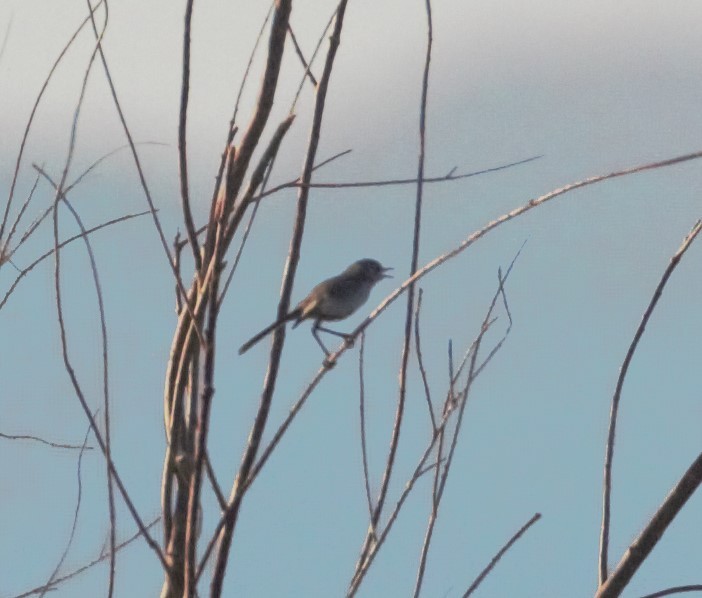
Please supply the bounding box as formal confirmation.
[238,309,301,355]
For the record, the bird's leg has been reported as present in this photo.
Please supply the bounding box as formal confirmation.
[316,325,354,347]
[311,321,331,357]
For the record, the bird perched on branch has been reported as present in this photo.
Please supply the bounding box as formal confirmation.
[239,258,392,357]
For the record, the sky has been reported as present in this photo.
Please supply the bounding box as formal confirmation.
[1,1,702,597]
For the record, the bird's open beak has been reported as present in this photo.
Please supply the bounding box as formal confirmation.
[382,266,393,279]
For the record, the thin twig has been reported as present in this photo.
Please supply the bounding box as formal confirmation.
[85,0,202,345]
[254,155,541,201]
[12,519,161,598]
[8,142,163,261]
[48,16,169,569]
[0,11,12,65]
[36,163,118,596]
[39,420,94,598]
[2,170,41,258]
[598,219,702,586]
[287,24,318,86]
[414,288,436,430]
[290,5,336,114]
[640,586,702,598]
[462,513,542,597]
[0,1,104,243]
[363,2,433,591]
[177,0,201,269]
[358,333,374,521]
[0,431,93,450]
[0,211,150,312]
[350,255,517,595]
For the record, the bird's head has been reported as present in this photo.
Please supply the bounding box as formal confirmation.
[348,258,393,283]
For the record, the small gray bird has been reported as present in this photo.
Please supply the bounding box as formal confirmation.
[239,258,392,356]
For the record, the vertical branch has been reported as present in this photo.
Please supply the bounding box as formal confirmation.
[358,333,374,521]
[357,0,433,580]
[598,219,702,586]
[178,0,201,269]
[207,3,347,594]
[414,288,436,430]
[201,0,292,264]
[184,256,221,595]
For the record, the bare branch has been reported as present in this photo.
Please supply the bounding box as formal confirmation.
[39,420,94,598]
[599,219,702,586]
[36,162,118,596]
[287,24,318,86]
[0,1,104,243]
[289,5,337,113]
[414,288,436,431]
[202,5,349,589]
[357,333,374,521]
[46,16,169,569]
[462,513,542,597]
[0,210,150,312]
[640,586,702,598]
[1,169,41,258]
[84,0,201,345]
[255,154,541,201]
[12,519,161,598]
[360,4,433,590]
[0,11,12,65]
[596,452,702,598]
[177,0,201,269]
[0,431,93,451]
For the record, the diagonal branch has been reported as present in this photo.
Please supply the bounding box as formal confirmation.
[596,452,702,598]
[463,512,542,597]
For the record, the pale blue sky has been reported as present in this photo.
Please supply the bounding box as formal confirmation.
[1,1,701,597]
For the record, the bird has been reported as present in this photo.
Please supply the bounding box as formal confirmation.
[239,258,392,357]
